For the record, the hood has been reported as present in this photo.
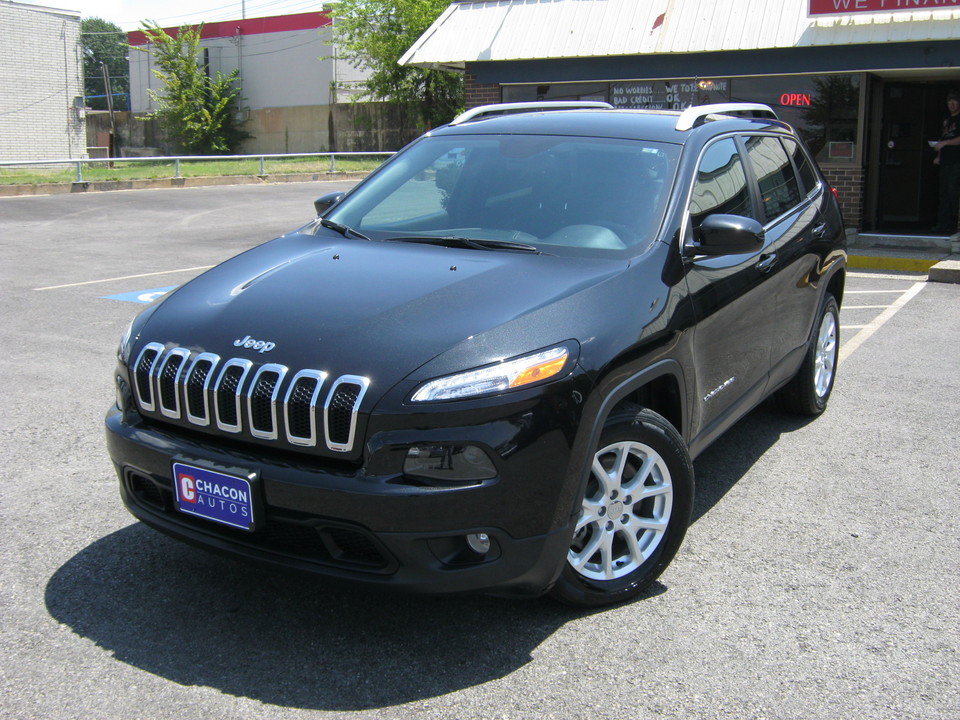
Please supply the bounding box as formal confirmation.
[135,231,627,393]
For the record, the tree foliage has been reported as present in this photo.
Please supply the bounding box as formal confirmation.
[132,23,250,154]
[329,0,462,130]
[81,18,129,111]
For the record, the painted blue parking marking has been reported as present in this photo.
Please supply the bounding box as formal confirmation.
[101,286,177,304]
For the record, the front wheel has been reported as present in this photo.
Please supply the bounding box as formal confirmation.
[551,407,694,607]
[777,294,839,416]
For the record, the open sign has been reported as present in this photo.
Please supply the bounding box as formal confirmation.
[781,93,812,107]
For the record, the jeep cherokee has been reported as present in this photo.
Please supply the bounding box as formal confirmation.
[106,102,846,606]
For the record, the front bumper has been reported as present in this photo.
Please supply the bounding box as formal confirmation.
[105,381,585,596]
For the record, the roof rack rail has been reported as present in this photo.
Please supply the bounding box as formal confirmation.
[450,101,613,126]
[675,103,778,132]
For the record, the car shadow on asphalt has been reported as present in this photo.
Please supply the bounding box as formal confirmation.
[45,523,659,710]
[44,402,807,711]
[690,400,817,524]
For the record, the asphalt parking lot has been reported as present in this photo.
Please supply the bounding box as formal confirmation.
[1,183,958,720]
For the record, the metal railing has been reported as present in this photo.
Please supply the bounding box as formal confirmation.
[0,151,395,183]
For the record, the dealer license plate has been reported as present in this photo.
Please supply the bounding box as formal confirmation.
[173,462,255,531]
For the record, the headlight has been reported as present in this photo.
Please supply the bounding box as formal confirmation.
[117,318,135,363]
[410,345,573,402]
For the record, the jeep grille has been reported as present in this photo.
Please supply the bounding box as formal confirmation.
[132,344,369,453]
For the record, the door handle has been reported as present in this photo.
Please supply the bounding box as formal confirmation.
[756,253,778,272]
[812,222,828,239]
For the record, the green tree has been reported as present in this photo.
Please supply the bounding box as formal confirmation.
[81,18,129,111]
[132,23,250,154]
[329,0,462,130]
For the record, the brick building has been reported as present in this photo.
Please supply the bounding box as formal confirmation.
[402,0,960,238]
[0,1,86,161]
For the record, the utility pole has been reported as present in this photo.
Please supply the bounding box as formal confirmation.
[100,61,117,159]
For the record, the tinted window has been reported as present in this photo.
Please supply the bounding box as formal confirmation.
[744,136,801,223]
[782,138,819,196]
[689,138,753,229]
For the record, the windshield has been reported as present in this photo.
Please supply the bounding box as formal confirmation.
[324,134,680,256]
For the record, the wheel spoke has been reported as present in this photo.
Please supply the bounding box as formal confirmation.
[576,498,603,532]
[621,452,657,495]
[621,527,648,564]
[598,529,615,579]
[568,529,603,571]
[591,452,619,498]
[631,516,668,532]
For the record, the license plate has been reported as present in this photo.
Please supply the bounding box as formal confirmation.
[173,462,255,531]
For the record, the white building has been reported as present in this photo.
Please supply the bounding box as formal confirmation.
[0,1,86,160]
[128,11,369,154]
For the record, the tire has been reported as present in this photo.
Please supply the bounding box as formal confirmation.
[550,407,694,607]
[777,294,839,416]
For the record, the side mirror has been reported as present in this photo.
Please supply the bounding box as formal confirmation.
[685,214,764,256]
[314,191,345,216]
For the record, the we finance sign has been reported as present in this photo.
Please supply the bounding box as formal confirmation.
[810,0,959,14]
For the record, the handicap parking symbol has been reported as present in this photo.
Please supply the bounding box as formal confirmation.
[101,286,177,304]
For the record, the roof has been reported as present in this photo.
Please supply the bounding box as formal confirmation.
[400,0,960,69]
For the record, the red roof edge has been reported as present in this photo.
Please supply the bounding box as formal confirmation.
[128,11,331,46]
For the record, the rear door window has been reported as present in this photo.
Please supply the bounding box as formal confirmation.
[743,136,802,224]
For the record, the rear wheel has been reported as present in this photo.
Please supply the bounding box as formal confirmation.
[551,407,694,607]
[777,295,839,415]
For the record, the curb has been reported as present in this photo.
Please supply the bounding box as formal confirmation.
[0,172,371,198]
[927,259,960,284]
[847,254,942,273]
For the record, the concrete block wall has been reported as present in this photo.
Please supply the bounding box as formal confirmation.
[0,2,86,161]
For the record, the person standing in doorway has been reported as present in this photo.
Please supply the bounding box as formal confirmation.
[933,91,960,234]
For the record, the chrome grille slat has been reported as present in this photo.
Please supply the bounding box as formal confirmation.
[131,345,367,452]
[248,364,288,440]
[214,358,253,433]
[157,348,190,419]
[183,353,220,426]
[284,369,327,447]
[133,342,165,412]
[324,375,370,453]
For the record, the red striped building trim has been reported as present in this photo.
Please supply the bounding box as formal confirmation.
[128,11,331,46]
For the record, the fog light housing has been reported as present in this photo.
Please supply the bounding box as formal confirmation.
[466,532,491,555]
[403,444,497,484]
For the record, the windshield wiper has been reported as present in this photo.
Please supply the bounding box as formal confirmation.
[388,235,540,253]
[319,217,371,242]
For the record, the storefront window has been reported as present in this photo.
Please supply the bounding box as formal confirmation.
[731,75,861,165]
[501,74,861,166]
[502,83,610,103]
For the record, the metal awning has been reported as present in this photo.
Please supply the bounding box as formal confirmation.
[400,0,960,70]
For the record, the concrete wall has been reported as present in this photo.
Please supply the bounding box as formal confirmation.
[0,2,86,160]
[128,19,368,114]
[85,103,420,155]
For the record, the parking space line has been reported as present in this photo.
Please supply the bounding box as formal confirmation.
[839,282,925,365]
[845,289,915,294]
[847,271,926,281]
[34,265,214,291]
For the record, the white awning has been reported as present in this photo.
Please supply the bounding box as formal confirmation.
[400,0,960,69]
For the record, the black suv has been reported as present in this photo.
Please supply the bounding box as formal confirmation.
[106,102,845,606]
